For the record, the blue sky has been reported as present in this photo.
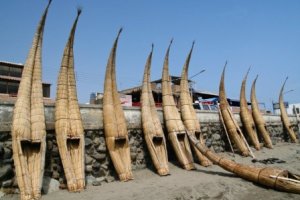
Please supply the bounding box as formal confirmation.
[1,0,299,110]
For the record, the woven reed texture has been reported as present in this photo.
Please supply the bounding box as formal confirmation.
[239,68,260,150]
[251,76,273,148]
[187,133,300,194]
[161,40,195,170]
[11,1,51,199]
[141,46,169,176]
[103,29,133,181]
[179,43,211,167]
[219,65,250,156]
[279,78,298,143]
[55,10,85,192]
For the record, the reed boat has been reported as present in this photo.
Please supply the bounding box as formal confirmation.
[239,68,260,150]
[187,132,300,194]
[11,1,51,199]
[55,9,85,192]
[279,77,298,143]
[141,45,169,176]
[179,42,211,167]
[219,64,250,156]
[251,76,273,148]
[161,40,195,170]
[103,29,133,181]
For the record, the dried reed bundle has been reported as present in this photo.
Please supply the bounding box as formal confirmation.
[55,9,85,192]
[239,68,260,150]
[219,63,250,156]
[187,132,300,194]
[251,76,273,148]
[279,77,298,143]
[103,29,133,181]
[161,40,195,170]
[141,45,169,175]
[179,42,211,167]
[11,1,52,199]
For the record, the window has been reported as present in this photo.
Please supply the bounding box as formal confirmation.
[7,82,19,94]
[9,67,22,77]
[0,80,7,93]
[0,65,9,76]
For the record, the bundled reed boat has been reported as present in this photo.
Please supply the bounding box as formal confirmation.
[187,132,300,194]
[179,42,211,167]
[161,40,195,170]
[219,64,250,156]
[279,77,298,143]
[251,76,273,148]
[239,68,260,150]
[141,45,169,176]
[11,1,51,199]
[103,29,133,181]
[55,9,85,191]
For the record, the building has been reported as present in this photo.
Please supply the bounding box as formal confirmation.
[0,61,51,100]
[273,102,300,117]
[90,75,258,113]
[119,76,220,107]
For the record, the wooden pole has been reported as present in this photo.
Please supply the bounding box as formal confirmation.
[270,175,300,184]
[227,107,256,159]
[217,104,235,157]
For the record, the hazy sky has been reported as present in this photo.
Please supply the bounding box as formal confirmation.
[1,0,299,110]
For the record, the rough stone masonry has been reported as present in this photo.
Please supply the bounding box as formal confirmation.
[0,100,298,193]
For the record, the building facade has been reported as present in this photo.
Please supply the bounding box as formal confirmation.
[0,61,51,100]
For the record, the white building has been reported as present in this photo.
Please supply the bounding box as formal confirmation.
[273,102,300,117]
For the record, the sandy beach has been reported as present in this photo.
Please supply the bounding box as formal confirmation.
[1,142,299,200]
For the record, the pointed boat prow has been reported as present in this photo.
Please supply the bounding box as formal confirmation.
[141,45,169,176]
[162,40,195,170]
[12,1,52,199]
[103,29,133,181]
[250,75,273,148]
[219,63,250,156]
[179,42,212,167]
[279,77,298,143]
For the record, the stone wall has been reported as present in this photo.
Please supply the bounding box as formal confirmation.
[0,100,299,193]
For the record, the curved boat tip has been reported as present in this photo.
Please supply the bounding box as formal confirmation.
[243,66,251,82]
[279,77,288,97]
[220,62,227,85]
[187,133,300,194]
[164,39,173,62]
[279,77,298,143]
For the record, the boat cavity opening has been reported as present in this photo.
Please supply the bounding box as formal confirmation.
[177,132,186,142]
[153,136,163,145]
[21,140,41,153]
[67,138,80,150]
[115,136,127,147]
[195,131,201,139]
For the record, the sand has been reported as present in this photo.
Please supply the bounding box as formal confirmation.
[2,142,300,200]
